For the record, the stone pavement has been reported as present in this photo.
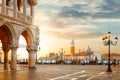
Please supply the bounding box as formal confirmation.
[0,64,120,80]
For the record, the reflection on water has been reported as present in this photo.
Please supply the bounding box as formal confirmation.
[10,72,17,80]
[3,72,9,80]
[2,71,17,80]
[0,69,37,80]
[28,69,36,80]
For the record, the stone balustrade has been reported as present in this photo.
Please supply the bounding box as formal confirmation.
[0,1,33,24]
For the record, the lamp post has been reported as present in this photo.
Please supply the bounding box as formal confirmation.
[102,31,118,72]
[59,48,65,64]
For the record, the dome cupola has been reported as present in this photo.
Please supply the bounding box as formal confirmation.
[86,45,91,52]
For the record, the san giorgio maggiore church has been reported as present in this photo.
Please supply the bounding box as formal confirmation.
[39,40,102,64]
[64,39,102,64]
[0,0,39,71]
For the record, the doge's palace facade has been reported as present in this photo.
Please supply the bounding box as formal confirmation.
[0,0,39,71]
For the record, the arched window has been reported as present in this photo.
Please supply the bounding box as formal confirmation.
[17,0,23,11]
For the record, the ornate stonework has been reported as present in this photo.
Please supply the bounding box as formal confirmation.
[0,0,39,71]
[27,0,37,6]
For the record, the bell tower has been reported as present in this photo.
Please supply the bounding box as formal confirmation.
[71,39,75,55]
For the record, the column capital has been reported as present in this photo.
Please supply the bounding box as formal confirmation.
[28,0,37,6]
[2,43,10,52]
[27,45,38,52]
[27,48,37,54]
[9,43,18,49]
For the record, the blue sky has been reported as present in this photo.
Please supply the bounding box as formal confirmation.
[34,0,120,56]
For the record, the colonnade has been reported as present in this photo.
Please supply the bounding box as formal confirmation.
[0,0,39,71]
[2,43,37,71]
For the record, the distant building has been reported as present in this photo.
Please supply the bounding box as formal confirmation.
[71,39,75,55]
[102,53,120,61]
[64,40,102,64]
[38,40,102,64]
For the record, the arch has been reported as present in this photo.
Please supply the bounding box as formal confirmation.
[20,28,34,49]
[0,21,17,45]
[0,21,18,70]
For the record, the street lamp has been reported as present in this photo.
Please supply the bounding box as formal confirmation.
[102,31,118,72]
[59,48,65,64]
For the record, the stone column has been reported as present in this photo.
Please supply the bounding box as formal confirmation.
[10,47,17,71]
[23,0,27,22]
[28,49,36,69]
[2,0,6,14]
[30,5,34,23]
[28,0,37,23]
[4,50,9,70]
[13,0,17,18]
[2,43,10,70]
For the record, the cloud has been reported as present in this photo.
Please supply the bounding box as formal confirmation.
[36,0,120,26]
[41,24,103,40]
[56,0,120,22]
[34,0,120,40]
[44,30,103,40]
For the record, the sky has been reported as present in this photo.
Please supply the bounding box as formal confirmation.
[0,0,120,59]
[23,0,120,57]
[33,0,120,57]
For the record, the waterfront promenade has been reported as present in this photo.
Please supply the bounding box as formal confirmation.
[0,64,120,80]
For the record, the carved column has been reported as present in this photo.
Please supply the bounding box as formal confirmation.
[2,0,6,14]
[4,50,9,70]
[10,46,17,71]
[13,0,17,18]
[27,0,37,23]
[23,0,27,21]
[30,5,34,23]
[2,43,10,70]
[27,49,36,69]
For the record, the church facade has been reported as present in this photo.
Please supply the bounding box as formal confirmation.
[64,40,102,64]
[0,0,39,71]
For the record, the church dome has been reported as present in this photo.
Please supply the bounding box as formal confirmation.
[86,46,92,52]
[71,39,75,46]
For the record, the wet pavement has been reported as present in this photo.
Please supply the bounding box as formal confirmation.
[0,64,120,80]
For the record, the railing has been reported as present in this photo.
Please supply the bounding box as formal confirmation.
[0,4,32,24]
[27,15,32,23]
[17,11,24,21]
[6,6,14,17]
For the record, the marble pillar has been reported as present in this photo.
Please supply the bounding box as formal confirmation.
[30,5,34,23]
[23,0,27,21]
[4,50,9,70]
[10,47,17,71]
[3,43,10,70]
[2,0,6,14]
[28,49,36,69]
[13,0,17,18]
